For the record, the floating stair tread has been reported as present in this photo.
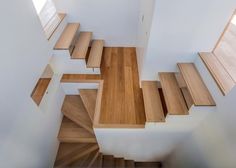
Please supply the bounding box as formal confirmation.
[72,32,93,59]
[80,89,98,122]
[141,81,165,122]
[91,153,103,168]
[199,52,235,95]
[62,95,94,134]
[55,143,99,167]
[177,63,216,106]
[125,160,135,168]
[135,162,161,168]
[58,117,96,143]
[54,23,80,50]
[103,155,114,168]
[61,74,102,83]
[159,73,188,115]
[87,40,104,68]
[115,158,125,168]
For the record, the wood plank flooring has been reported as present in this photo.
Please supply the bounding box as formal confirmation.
[99,48,146,125]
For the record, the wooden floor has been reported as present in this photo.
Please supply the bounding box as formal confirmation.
[99,47,146,125]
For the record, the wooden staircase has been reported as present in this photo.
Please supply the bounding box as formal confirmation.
[53,23,105,71]
[55,89,161,167]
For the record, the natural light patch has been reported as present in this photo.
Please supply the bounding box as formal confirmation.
[32,0,47,14]
[231,15,236,25]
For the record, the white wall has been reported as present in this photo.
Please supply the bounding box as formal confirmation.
[0,0,64,167]
[163,56,236,168]
[139,0,236,80]
[53,0,140,46]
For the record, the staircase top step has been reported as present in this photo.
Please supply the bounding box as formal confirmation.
[141,81,165,122]
[80,89,98,122]
[58,117,96,143]
[87,40,104,68]
[199,52,235,95]
[62,95,94,134]
[159,72,188,115]
[55,143,99,167]
[177,63,216,106]
[72,32,93,59]
[54,23,80,50]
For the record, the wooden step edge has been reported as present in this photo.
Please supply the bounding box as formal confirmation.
[141,81,165,122]
[177,63,216,106]
[60,74,102,83]
[199,52,235,96]
[87,150,100,168]
[159,72,189,115]
[87,40,105,68]
[55,144,99,167]
[54,23,80,50]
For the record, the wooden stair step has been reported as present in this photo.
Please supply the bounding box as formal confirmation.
[199,52,235,95]
[87,40,105,68]
[62,95,94,134]
[90,153,103,168]
[71,149,99,167]
[61,74,102,83]
[115,158,125,168]
[58,117,96,143]
[142,81,165,122]
[177,63,216,106]
[54,143,99,167]
[103,155,114,168]
[72,32,93,59]
[159,72,188,115]
[80,89,98,122]
[54,23,80,50]
[135,162,161,168]
[125,160,135,168]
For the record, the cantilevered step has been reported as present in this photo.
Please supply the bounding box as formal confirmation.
[115,158,125,168]
[58,117,96,143]
[61,74,102,83]
[125,160,135,168]
[103,155,114,168]
[54,143,99,167]
[142,81,165,122]
[199,52,235,95]
[80,89,98,122]
[87,40,104,68]
[54,23,80,50]
[62,95,94,134]
[177,63,216,106]
[72,32,93,59]
[159,73,188,115]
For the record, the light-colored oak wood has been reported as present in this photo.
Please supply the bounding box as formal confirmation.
[72,32,93,59]
[159,72,188,115]
[31,78,51,105]
[80,89,97,121]
[54,23,80,50]
[58,117,96,143]
[178,63,216,106]
[199,52,235,95]
[61,74,102,83]
[55,143,98,167]
[115,158,125,168]
[99,48,146,125]
[141,81,165,122]
[62,95,94,134]
[87,40,104,68]
[125,160,135,168]
[103,155,114,168]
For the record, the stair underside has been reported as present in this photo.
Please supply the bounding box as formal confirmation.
[87,40,104,68]
[199,52,235,95]
[62,95,94,134]
[72,32,93,59]
[159,72,188,115]
[58,117,96,143]
[142,81,165,122]
[54,23,80,50]
[79,89,98,122]
[178,63,216,106]
[55,143,99,167]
